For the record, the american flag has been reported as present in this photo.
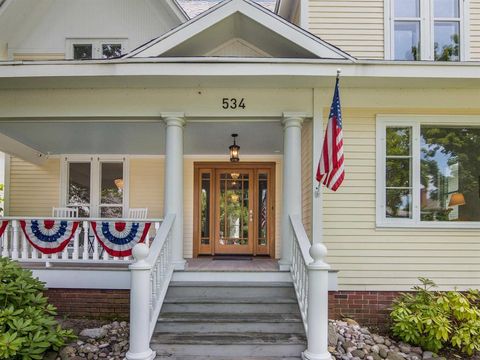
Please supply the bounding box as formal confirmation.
[316,76,345,191]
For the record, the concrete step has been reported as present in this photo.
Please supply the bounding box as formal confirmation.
[151,332,306,357]
[157,312,302,323]
[161,301,298,314]
[153,344,306,357]
[155,320,305,334]
[166,282,295,299]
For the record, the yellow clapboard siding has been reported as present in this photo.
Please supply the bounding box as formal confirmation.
[309,0,384,59]
[129,158,164,219]
[471,0,480,60]
[9,157,60,216]
[322,108,480,291]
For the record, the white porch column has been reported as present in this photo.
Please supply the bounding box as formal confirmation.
[162,113,186,270]
[279,113,305,270]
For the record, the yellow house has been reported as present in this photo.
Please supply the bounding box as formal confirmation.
[1,0,480,359]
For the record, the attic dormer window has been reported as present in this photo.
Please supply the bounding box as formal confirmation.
[67,39,127,60]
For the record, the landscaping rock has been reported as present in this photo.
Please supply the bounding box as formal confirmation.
[79,327,107,340]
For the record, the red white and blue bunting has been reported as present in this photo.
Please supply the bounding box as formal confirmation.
[20,220,80,254]
[0,220,9,238]
[90,221,151,257]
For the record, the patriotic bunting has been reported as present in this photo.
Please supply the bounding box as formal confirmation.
[20,220,80,254]
[90,221,151,257]
[0,220,9,238]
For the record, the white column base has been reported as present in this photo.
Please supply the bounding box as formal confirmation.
[172,259,186,270]
[302,350,332,360]
[125,349,156,360]
[278,260,291,271]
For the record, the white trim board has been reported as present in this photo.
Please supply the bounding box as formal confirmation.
[126,0,353,60]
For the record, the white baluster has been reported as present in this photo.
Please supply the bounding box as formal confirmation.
[1,224,9,257]
[93,228,99,261]
[82,222,89,260]
[11,220,20,259]
[72,225,80,260]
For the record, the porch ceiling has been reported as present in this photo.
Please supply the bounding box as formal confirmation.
[0,120,284,155]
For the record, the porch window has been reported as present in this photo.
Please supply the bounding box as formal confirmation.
[63,157,128,218]
[386,0,466,61]
[377,117,480,227]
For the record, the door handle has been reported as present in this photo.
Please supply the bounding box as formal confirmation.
[249,209,253,222]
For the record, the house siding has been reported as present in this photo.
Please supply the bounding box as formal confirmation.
[308,0,385,59]
[302,120,313,239]
[324,108,480,291]
[129,158,164,219]
[471,0,480,60]
[8,157,60,216]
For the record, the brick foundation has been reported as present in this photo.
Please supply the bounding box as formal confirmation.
[44,289,130,320]
[44,288,400,327]
[329,291,400,329]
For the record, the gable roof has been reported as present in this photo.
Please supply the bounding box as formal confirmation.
[126,0,354,60]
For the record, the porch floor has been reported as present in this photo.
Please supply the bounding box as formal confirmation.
[185,257,279,272]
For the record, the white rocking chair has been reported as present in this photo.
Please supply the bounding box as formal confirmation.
[128,208,148,219]
[52,207,78,218]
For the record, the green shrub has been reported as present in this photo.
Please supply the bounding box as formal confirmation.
[390,277,480,355]
[0,257,75,359]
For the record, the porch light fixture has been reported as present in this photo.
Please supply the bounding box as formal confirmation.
[448,192,466,207]
[229,134,240,162]
[231,172,240,180]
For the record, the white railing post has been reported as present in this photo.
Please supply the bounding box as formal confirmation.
[126,243,156,360]
[302,243,332,360]
[1,224,9,257]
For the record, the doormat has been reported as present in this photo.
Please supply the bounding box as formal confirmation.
[212,256,252,261]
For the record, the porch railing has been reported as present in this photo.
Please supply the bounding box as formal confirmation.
[289,214,332,360]
[0,217,162,265]
[126,213,175,360]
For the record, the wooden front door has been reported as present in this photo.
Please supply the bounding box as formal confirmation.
[194,162,275,257]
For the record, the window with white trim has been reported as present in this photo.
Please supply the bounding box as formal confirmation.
[377,118,480,227]
[62,156,128,218]
[66,39,127,60]
[386,0,467,61]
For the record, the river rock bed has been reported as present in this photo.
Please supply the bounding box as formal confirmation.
[55,321,129,360]
[329,319,479,360]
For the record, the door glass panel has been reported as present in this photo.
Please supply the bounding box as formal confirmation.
[219,173,249,246]
[258,173,268,247]
[100,162,124,218]
[68,162,91,217]
[100,207,123,218]
[201,173,211,245]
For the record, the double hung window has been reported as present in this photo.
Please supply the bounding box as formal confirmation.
[388,0,466,61]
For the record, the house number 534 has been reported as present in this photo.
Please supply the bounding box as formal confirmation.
[222,98,246,109]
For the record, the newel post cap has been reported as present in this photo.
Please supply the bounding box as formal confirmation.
[309,243,331,269]
[133,243,149,260]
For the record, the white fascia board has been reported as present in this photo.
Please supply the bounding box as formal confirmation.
[1,59,480,80]
[127,0,351,60]
[0,132,47,165]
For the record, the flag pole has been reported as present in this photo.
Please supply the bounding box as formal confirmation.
[315,69,341,194]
